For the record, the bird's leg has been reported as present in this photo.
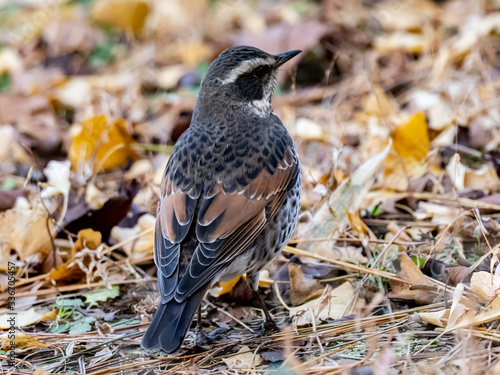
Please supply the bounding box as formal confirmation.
[252,289,279,332]
[195,304,209,345]
[247,273,279,336]
[195,302,228,346]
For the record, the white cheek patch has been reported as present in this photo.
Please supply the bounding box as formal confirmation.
[221,57,275,84]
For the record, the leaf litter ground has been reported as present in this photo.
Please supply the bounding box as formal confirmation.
[1,0,500,374]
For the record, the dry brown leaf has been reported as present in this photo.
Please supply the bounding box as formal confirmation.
[313,245,368,265]
[50,229,102,283]
[0,331,49,350]
[222,345,263,370]
[0,94,61,153]
[301,143,391,252]
[453,297,500,329]
[419,309,450,327]
[289,263,323,306]
[0,308,55,329]
[388,254,434,304]
[470,269,500,304]
[375,32,429,53]
[289,282,365,327]
[464,166,499,192]
[0,208,54,270]
[414,202,461,225]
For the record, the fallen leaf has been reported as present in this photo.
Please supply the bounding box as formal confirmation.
[313,245,368,265]
[222,345,263,369]
[0,189,28,212]
[289,282,365,327]
[50,229,102,284]
[92,0,149,35]
[0,207,54,270]
[363,87,397,117]
[470,268,500,304]
[301,142,391,252]
[41,160,71,227]
[414,202,461,225]
[0,125,18,164]
[84,285,120,307]
[388,254,434,304]
[0,331,49,350]
[0,94,61,153]
[88,347,114,367]
[464,165,499,192]
[218,271,273,296]
[33,368,52,375]
[289,263,323,306]
[63,180,139,241]
[295,118,326,141]
[392,113,430,163]
[418,309,450,327]
[110,214,155,259]
[375,32,429,54]
[68,115,138,176]
[0,308,54,329]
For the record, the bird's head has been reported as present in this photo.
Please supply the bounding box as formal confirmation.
[198,46,301,116]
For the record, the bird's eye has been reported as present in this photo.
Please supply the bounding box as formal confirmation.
[253,65,271,78]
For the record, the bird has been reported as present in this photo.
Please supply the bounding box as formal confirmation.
[141,45,302,353]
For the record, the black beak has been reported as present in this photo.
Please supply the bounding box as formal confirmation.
[275,50,301,67]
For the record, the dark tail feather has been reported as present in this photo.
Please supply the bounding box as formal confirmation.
[141,288,206,353]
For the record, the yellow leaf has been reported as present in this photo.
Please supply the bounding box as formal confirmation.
[392,113,430,162]
[69,115,138,172]
[218,275,272,296]
[92,0,149,35]
[0,331,49,350]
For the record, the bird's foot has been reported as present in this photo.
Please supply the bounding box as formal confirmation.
[195,326,228,346]
[255,319,279,337]
[254,316,292,337]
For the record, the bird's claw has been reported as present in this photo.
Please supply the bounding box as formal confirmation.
[255,319,279,337]
[195,326,228,346]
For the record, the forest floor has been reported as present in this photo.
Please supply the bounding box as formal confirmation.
[1,0,500,374]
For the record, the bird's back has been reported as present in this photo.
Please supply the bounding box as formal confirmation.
[142,45,302,353]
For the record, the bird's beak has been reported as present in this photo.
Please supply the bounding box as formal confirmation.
[274,50,302,67]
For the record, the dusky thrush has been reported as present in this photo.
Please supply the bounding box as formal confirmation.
[141,45,302,353]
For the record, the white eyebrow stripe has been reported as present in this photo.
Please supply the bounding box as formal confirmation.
[220,57,274,84]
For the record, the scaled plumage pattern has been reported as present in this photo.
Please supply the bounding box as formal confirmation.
[142,46,302,353]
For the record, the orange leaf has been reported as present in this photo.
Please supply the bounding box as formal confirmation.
[69,115,138,172]
[392,112,430,162]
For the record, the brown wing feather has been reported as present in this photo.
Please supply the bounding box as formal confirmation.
[174,148,299,300]
[157,146,299,303]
